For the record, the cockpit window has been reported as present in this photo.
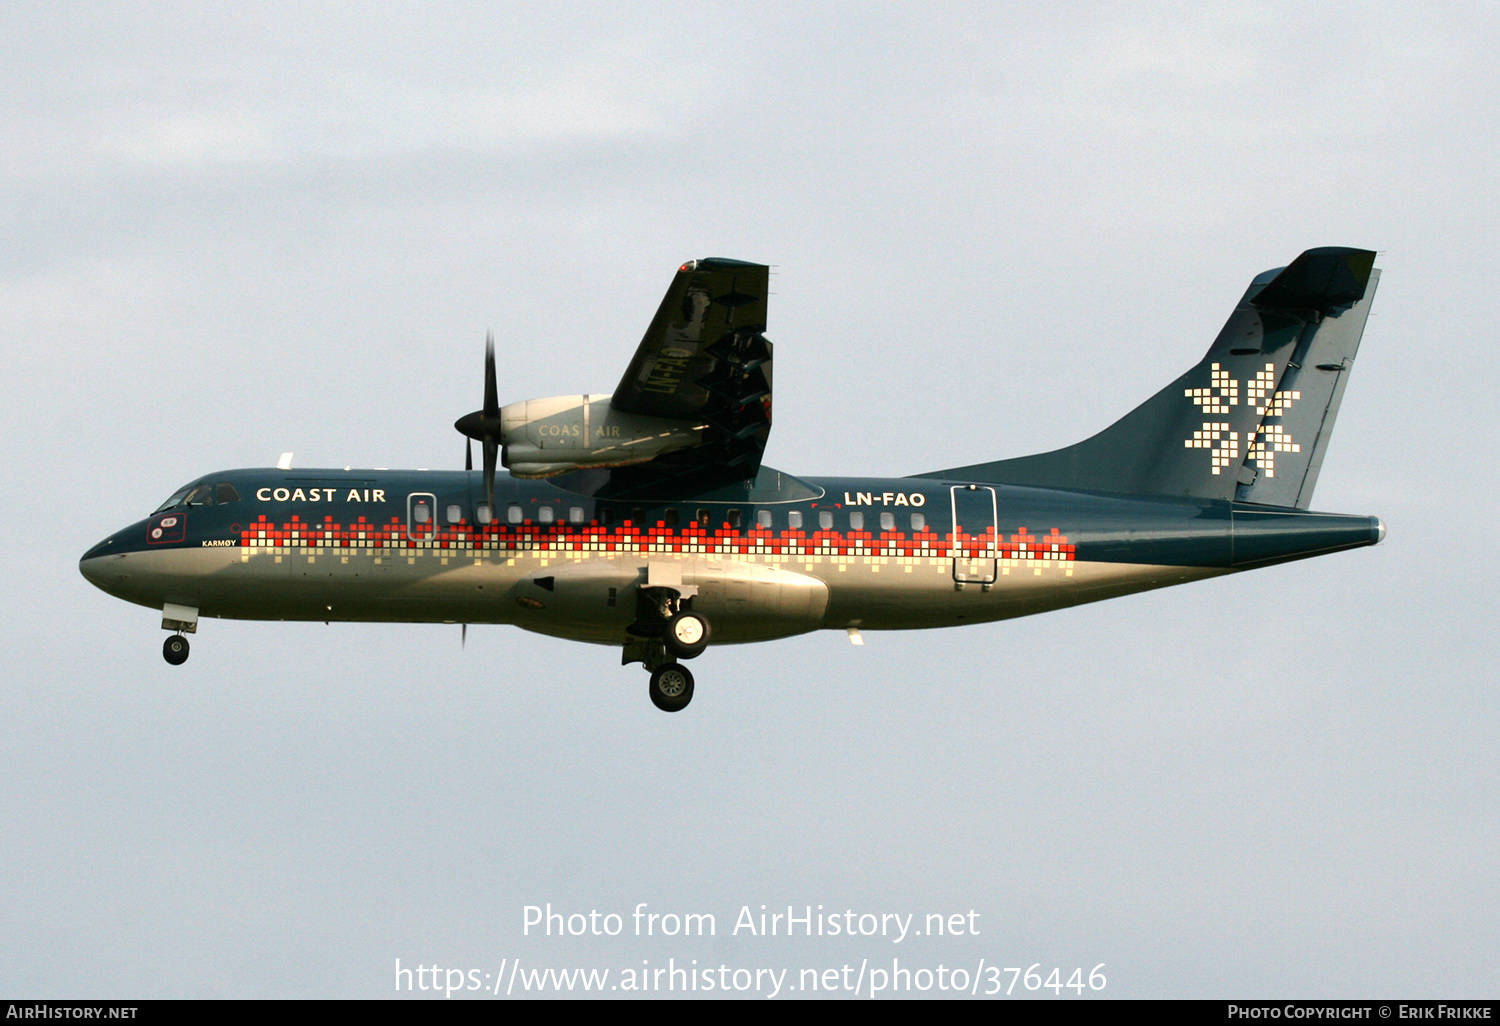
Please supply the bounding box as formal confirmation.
[152,480,240,514]
[152,484,195,514]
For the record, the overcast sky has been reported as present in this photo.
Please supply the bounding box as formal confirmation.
[3,1,1497,999]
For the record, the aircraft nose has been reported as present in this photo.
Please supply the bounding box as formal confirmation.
[79,536,125,590]
[79,554,106,587]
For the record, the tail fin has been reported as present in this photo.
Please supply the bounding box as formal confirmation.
[914,247,1378,508]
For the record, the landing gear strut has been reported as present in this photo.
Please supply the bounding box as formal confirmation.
[163,634,190,665]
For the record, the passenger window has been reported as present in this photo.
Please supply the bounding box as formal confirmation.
[664,509,680,528]
[849,511,864,531]
[880,512,895,531]
[413,501,431,524]
[216,483,240,504]
[910,512,926,531]
[696,509,711,529]
[475,504,493,525]
[727,509,742,529]
[539,506,555,524]
[507,505,523,524]
[788,510,804,530]
[756,510,773,529]
[569,506,585,524]
[446,504,463,524]
[598,508,614,526]
[818,511,833,530]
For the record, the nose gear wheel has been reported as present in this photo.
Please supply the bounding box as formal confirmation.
[163,634,190,665]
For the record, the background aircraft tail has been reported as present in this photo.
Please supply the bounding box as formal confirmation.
[915,247,1378,508]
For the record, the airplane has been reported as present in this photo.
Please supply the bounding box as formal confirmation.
[80,247,1386,712]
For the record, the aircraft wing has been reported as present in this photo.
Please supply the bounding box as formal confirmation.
[605,258,773,491]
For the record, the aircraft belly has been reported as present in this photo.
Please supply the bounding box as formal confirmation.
[122,542,833,641]
[820,559,1227,630]
[506,556,830,645]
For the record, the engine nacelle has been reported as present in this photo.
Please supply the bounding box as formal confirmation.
[500,394,705,478]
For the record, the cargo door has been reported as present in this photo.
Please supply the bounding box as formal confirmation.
[950,485,998,584]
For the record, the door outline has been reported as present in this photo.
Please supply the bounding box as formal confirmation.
[407,492,437,542]
[950,484,998,584]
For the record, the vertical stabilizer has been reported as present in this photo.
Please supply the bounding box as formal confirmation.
[1233,263,1378,507]
[914,248,1378,508]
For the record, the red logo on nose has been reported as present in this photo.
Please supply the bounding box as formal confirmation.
[147,512,187,545]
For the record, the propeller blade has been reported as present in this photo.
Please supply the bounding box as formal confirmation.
[455,333,502,512]
[461,623,467,649]
[483,438,498,512]
[466,438,473,471]
[484,332,498,418]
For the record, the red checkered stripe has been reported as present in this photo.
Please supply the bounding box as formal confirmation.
[239,515,1076,562]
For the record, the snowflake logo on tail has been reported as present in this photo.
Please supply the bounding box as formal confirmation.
[1185,362,1300,477]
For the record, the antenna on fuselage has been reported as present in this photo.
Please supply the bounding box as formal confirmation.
[277,452,294,469]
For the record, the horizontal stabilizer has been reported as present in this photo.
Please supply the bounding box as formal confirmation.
[1251,247,1375,316]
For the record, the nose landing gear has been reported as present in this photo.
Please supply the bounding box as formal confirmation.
[163,634,190,665]
[160,602,198,666]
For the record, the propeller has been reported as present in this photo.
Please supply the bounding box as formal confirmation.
[454,332,502,512]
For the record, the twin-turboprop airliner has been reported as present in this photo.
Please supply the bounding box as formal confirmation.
[80,248,1385,711]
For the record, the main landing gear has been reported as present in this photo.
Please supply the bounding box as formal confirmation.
[664,609,710,659]
[626,587,712,712]
[649,663,694,713]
